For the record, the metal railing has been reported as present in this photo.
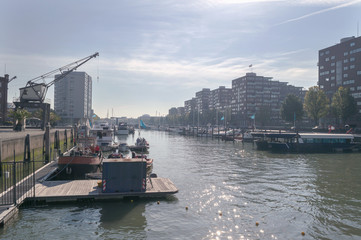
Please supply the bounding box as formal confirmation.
[0,160,36,206]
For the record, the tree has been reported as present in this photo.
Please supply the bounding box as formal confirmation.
[50,111,61,126]
[281,94,304,124]
[8,108,31,131]
[331,87,357,124]
[303,86,329,126]
[32,109,61,126]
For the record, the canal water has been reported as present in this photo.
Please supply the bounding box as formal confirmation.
[1,130,361,239]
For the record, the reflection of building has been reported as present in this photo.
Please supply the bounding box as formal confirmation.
[99,201,146,237]
[54,72,92,124]
[318,36,361,119]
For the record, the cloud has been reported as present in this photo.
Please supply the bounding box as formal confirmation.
[275,0,361,25]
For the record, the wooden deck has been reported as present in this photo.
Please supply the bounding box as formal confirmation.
[31,178,178,202]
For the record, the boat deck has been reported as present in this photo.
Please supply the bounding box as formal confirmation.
[30,178,178,202]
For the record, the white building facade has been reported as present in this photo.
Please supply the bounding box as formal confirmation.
[54,71,92,124]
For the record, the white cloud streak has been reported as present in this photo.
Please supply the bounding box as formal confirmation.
[276,0,361,25]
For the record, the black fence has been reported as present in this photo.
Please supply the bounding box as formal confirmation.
[0,160,36,206]
[0,129,74,206]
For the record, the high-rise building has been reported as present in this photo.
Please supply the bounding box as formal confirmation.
[184,98,196,114]
[210,86,232,111]
[195,88,211,114]
[231,72,304,127]
[54,72,92,124]
[318,36,361,117]
[0,74,9,124]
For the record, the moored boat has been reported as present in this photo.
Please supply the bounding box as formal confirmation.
[129,137,149,152]
[115,122,129,135]
[252,132,361,153]
[89,122,118,151]
[57,138,103,179]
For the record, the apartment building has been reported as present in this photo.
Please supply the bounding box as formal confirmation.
[318,36,361,117]
[231,72,304,127]
[210,86,232,111]
[195,88,211,114]
[54,71,92,124]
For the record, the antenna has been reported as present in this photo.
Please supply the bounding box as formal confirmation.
[97,55,100,83]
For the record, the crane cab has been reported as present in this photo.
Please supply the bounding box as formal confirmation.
[19,83,47,103]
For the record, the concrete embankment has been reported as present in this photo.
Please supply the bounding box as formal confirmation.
[0,128,72,161]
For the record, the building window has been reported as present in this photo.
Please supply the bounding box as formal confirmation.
[320,52,324,56]
[331,56,335,60]
[326,50,330,54]
[343,80,354,85]
[352,92,361,98]
[325,57,329,62]
[350,87,355,91]
[331,62,335,66]
[343,73,348,78]
[344,66,348,71]
[350,57,355,62]
[350,48,361,54]
[320,66,324,70]
[350,65,355,69]
[357,71,361,75]
[344,52,348,56]
[331,69,335,73]
[350,42,355,47]
[344,59,348,63]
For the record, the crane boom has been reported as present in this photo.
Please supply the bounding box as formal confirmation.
[19,52,99,103]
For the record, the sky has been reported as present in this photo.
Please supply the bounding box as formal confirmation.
[1,0,361,118]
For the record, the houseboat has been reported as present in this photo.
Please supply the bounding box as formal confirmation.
[252,132,361,153]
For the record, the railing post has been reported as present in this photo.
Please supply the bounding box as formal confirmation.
[33,149,35,198]
[0,139,2,177]
[13,150,16,205]
[44,124,50,163]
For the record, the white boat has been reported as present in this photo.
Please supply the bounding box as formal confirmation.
[115,122,129,135]
[89,122,118,151]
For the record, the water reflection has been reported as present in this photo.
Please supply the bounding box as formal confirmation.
[98,200,147,239]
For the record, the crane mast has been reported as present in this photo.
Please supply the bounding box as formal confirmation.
[19,52,99,103]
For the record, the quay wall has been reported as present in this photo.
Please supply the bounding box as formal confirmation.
[0,129,71,161]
